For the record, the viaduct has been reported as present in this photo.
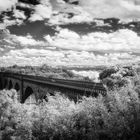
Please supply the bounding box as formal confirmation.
[0,72,106,104]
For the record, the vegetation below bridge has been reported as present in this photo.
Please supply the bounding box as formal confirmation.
[1,64,140,140]
[0,81,140,140]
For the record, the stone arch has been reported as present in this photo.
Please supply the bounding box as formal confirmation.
[0,78,3,90]
[14,82,21,102]
[8,80,13,90]
[14,83,20,92]
[23,87,36,104]
[4,78,8,89]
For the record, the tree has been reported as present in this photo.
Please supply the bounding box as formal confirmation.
[99,66,119,80]
[99,66,136,90]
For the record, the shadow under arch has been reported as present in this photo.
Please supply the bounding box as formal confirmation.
[4,79,8,89]
[0,78,3,90]
[8,80,13,90]
[23,87,34,103]
[14,83,20,92]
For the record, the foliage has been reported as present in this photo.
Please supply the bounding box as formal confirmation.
[99,65,137,90]
[0,89,38,140]
[1,83,140,140]
[99,66,119,80]
[0,64,86,81]
[99,66,136,80]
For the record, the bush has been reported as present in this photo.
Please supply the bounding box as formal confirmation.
[99,66,119,80]
[0,89,38,140]
[1,85,140,140]
[99,66,137,90]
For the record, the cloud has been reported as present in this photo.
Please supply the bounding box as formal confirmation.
[48,6,93,25]
[1,0,140,26]
[13,9,26,20]
[0,48,139,67]
[1,10,26,28]
[28,0,93,24]
[0,0,17,12]
[29,0,52,21]
[79,0,140,20]
[48,0,140,23]
[11,34,47,46]
[0,24,6,30]
[44,28,140,52]
[72,70,99,81]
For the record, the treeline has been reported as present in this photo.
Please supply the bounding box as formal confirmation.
[0,64,90,81]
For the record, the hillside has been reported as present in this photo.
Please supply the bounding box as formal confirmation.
[0,64,92,81]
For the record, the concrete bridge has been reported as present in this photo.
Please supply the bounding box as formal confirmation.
[0,72,106,104]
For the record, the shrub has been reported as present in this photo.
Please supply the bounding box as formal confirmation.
[1,85,140,140]
[0,89,38,140]
[99,66,137,90]
[99,66,119,80]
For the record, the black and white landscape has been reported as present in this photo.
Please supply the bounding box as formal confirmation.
[1,0,140,140]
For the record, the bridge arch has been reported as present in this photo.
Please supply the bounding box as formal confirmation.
[23,87,36,104]
[14,83,20,91]
[8,80,13,90]
[14,83,21,102]
[4,79,8,89]
[0,78,3,90]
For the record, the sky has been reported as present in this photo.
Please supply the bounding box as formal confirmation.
[0,0,140,67]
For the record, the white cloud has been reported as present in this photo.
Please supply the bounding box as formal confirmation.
[48,6,93,25]
[29,0,52,22]
[0,0,17,12]
[2,15,24,27]
[0,23,6,30]
[0,8,26,29]
[17,1,33,9]
[48,0,140,23]
[1,0,140,26]
[79,0,140,20]
[0,48,139,67]
[13,9,26,19]
[28,0,93,24]
[0,48,4,51]
[11,34,47,46]
[44,28,140,52]
[72,70,100,81]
